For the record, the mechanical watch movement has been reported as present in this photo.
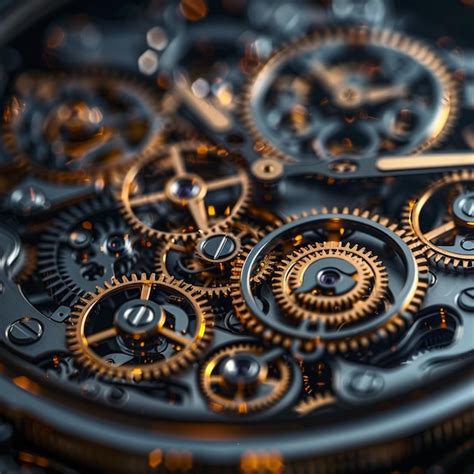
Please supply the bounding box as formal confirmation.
[0,1,472,473]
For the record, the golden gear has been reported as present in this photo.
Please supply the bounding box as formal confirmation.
[200,343,291,414]
[273,241,388,325]
[154,221,275,298]
[231,208,430,354]
[2,70,166,184]
[402,170,474,271]
[241,27,459,163]
[120,141,251,242]
[295,360,335,416]
[67,273,213,381]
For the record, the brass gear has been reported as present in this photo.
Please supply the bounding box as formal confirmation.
[402,170,474,271]
[155,221,275,298]
[67,273,213,381]
[200,343,291,415]
[231,208,430,354]
[2,70,167,184]
[273,241,389,324]
[241,27,459,163]
[119,141,251,242]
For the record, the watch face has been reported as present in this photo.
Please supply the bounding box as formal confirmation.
[0,0,472,472]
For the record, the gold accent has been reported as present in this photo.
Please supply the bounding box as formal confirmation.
[67,273,213,381]
[251,157,284,182]
[119,141,251,242]
[402,170,474,270]
[377,153,474,172]
[200,344,291,414]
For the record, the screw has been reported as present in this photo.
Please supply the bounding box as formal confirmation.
[458,288,474,312]
[460,238,474,251]
[348,370,384,395]
[124,304,156,327]
[199,234,237,261]
[7,317,43,345]
[9,186,49,215]
[461,195,474,218]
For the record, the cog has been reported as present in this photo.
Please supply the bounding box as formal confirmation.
[273,241,388,324]
[119,141,251,241]
[155,220,275,298]
[200,343,291,415]
[38,197,155,305]
[231,208,430,355]
[241,27,459,164]
[67,273,213,381]
[402,170,474,271]
[2,70,167,184]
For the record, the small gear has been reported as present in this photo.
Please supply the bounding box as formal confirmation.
[155,221,275,298]
[2,70,167,184]
[295,360,335,416]
[402,170,474,271]
[38,197,155,305]
[273,241,388,324]
[67,273,213,381]
[200,343,291,415]
[231,208,430,355]
[119,141,251,241]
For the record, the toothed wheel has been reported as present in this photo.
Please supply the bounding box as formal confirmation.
[200,343,291,415]
[67,273,213,381]
[241,26,459,164]
[402,170,474,271]
[155,221,275,298]
[37,197,155,305]
[119,141,251,242]
[273,241,388,324]
[2,70,166,184]
[231,208,430,356]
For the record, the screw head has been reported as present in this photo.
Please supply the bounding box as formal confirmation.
[348,370,384,395]
[9,186,49,215]
[198,234,237,262]
[458,288,474,312]
[7,317,43,345]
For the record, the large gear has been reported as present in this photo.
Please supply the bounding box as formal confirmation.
[241,26,459,164]
[67,273,213,381]
[119,141,251,242]
[37,197,155,305]
[2,70,167,184]
[402,170,474,271]
[231,208,430,355]
[273,241,389,324]
[200,343,291,415]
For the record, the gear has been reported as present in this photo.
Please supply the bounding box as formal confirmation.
[67,273,213,381]
[200,343,291,415]
[231,208,430,355]
[12,244,37,284]
[119,141,251,241]
[2,70,167,184]
[38,197,155,305]
[155,220,275,298]
[273,241,388,324]
[295,360,335,416]
[402,170,474,271]
[241,27,459,164]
